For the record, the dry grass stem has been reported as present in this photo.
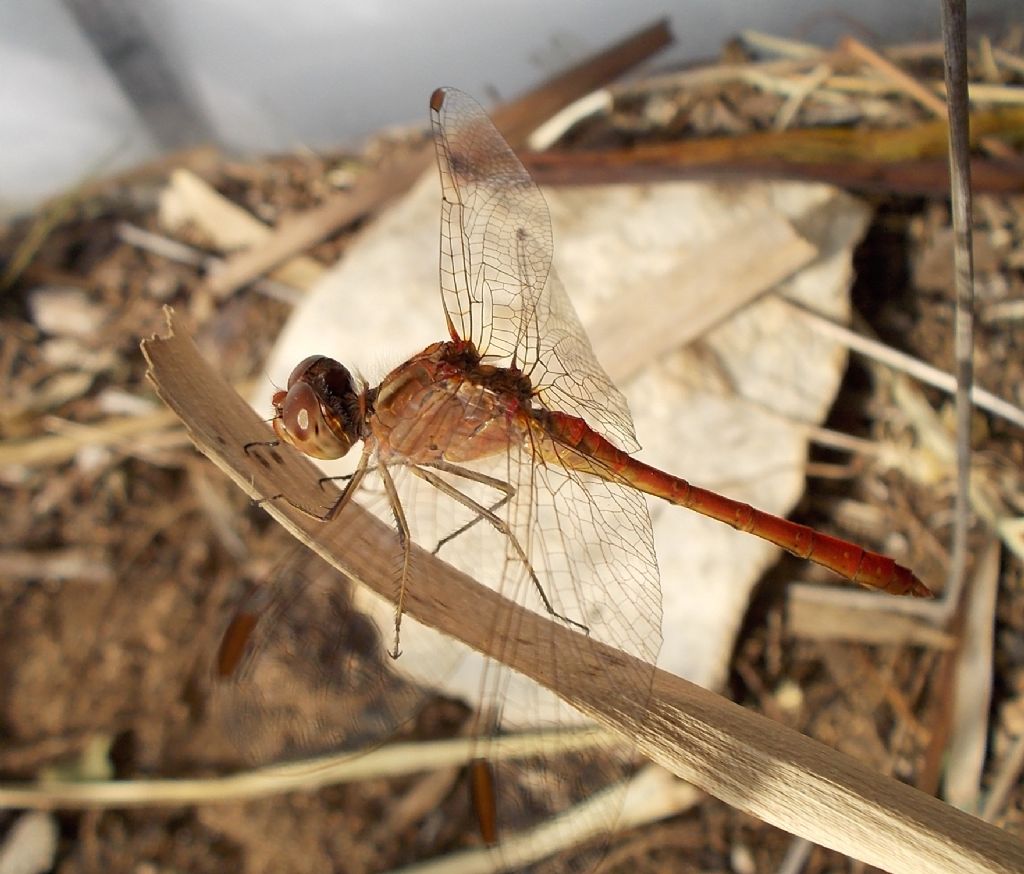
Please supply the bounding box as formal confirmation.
[981,731,1024,822]
[992,46,1024,76]
[944,538,1001,810]
[159,169,326,292]
[0,408,182,467]
[774,64,835,130]
[0,729,608,808]
[0,549,114,586]
[784,298,1024,431]
[840,36,949,117]
[117,220,304,305]
[611,57,821,97]
[776,837,815,874]
[389,767,698,874]
[740,30,826,61]
[787,584,957,646]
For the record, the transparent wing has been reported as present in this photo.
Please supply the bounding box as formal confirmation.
[428,87,663,862]
[210,525,431,765]
[400,432,662,865]
[431,87,640,453]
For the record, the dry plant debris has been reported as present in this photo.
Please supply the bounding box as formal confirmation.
[1,22,1024,873]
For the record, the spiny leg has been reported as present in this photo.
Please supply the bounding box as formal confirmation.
[417,460,516,555]
[377,461,411,659]
[324,443,373,521]
[433,492,512,555]
[242,438,291,507]
[243,437,279,454]
[316,471,356,493]
[248,472,358,513]
[409,465,588,635]
[248,442,372,522]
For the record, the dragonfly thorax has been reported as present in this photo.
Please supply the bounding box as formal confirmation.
[272,355,368,460]
[368,340,536,465]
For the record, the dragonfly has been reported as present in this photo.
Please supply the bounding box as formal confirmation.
[222,86,930,864]
[263,88,929,625]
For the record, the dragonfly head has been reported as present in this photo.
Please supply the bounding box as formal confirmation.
[271,356,365,460]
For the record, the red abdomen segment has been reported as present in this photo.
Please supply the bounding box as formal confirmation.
[540,411,932,598]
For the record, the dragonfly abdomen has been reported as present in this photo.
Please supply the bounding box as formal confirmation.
[541,409,930,598]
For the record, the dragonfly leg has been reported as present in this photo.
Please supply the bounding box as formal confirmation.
[324,443,373,521]
[249,444,372,521]
[416,460,516,555]
[243,438,279,454]
[377,460,411,659]
[256,492,337,519]
[317,471,356,492]
[410,464,589,636]
[242,439,288,507]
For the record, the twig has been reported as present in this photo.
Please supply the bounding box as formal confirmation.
[0,407,182,467]
[487,18,673,148]
[787,580,956,629]
[0,729,607,808]
[528,91,611,151]
[0,549,113,586]
[773,64,834,131]
[978,37,1002,83]
[160,168,327,290]
[822,77,1024,105]
[201,148,428,298]
[389,766,697,874]
[887,42,946,62]
[992,46,1024,76]
[962,83,1024,105]
[116,222,303,305]
[996,517,1024,567]
[523,109,1024,195]
[776,837,814,874]
[527,154,1024,196]
[981,300,1024,324]
[801,424,884,456]
[781,299,1024,431]
[740,30,825,61]
[840,35,948,117]
[944,538,1001,811]
[117,221,207,267]
[980,731,1024,822]
[940,0,977,597]
[611,56,822,98]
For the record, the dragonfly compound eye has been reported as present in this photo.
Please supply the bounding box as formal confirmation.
[277,382,318,440]
[271,382,351,460]
[286,355,326,389]
[273,365,362,461]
